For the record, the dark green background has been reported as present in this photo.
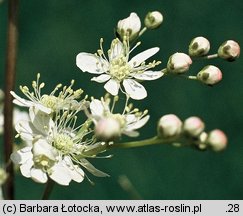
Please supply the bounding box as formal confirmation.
[1,0,243,199]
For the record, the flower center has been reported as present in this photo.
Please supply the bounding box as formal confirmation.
[34,155,54,171]
[109,56,131,81]
[53,133,74,154]
[41,95,58,110]
[111,114,126,128]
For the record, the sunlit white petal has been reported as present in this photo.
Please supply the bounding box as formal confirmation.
[104,79,120,96]
[123,79,147,100]
[30,168,48,183]
[76,53,108,74]
[129,47,159,67]
[91,74,111,83]
[133,70,164,80]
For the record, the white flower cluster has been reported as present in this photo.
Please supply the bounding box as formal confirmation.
[10,73,149,186]
[7,10,238,190]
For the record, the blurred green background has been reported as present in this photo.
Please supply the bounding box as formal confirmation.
[1,0,243,199]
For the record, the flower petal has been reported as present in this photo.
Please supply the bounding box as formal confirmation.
[15,120,39,141]
[76,53,108,74]
[126,115,150,131]
[20,159,34,178]
[91,74,111,83]
[123,79,147,100]
[104,79,120,96]
[10,91,34,107]
[30,168,48,183]
[109,39,123,60]
[29,106,54,136]
[33,139,58,161]
[123,130,139,137]
[129,47,160,67]
[80,159,109,177]
[90,99,108,116]
[49,162,72,186]
[10,146,32,164]
[133,70,164,80]
[63,156,84,183]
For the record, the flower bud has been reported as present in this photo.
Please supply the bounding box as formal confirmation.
[197,65,222,85]
[95,117,121,141]
[197,132,208,150]
[158,114,182,138]
[0,168,8,185]
[144,11,163,29]
[183,116,205,137]
[189,36,210,57]
[117,12,141,41]
[218,40,240,61]
[167,52,192,74]
[207,129,227,151]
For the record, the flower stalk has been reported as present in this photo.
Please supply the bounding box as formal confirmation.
[41,179,55,200]
[3,0,19,200]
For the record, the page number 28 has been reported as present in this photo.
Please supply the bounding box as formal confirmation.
[227,204,239,213]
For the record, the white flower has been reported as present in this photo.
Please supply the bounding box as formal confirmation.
[90,98,150,138]
[11,106,108,185]
[117,12,141,41]
[0,105,29,136]
[11,74,84,114]
[76,38,163,100]
[167,52,192,74]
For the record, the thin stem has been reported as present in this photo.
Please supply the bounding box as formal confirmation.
[83,136,171,157]
[138,27,147,37]
[41,179,55,200]
[3,0,19,200]
[202,53,218,59]
[111,136,168,149]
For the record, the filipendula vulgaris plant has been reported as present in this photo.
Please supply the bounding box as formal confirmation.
[7,11,240,198]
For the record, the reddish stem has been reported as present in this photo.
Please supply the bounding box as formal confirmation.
[4,0,19,200]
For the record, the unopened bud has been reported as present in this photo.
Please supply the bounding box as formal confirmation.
[144,11,163,29]
[95,117,121,141]
[117,12,141,41]
[167,52,192,74]
[197,65,222,85]
[158,114,182,138]
[207,129,227,151]
[189,36,210,57]
[183,116,205,137]
[218,40,240,61]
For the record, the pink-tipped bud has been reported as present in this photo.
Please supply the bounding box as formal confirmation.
[207,129,227,151]
[183,116,205,137]
[95,117,121,141]
[197,65,222,85]
[158,114,182,138]
[167,52,192,74]
[144,11,163,29]
[218,40,240,61]
[189,36,210,57]
[117,12,141,41]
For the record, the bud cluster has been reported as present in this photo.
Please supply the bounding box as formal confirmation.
[116,11,163,41]
[157,114,227,151]
[165,36,240,87]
